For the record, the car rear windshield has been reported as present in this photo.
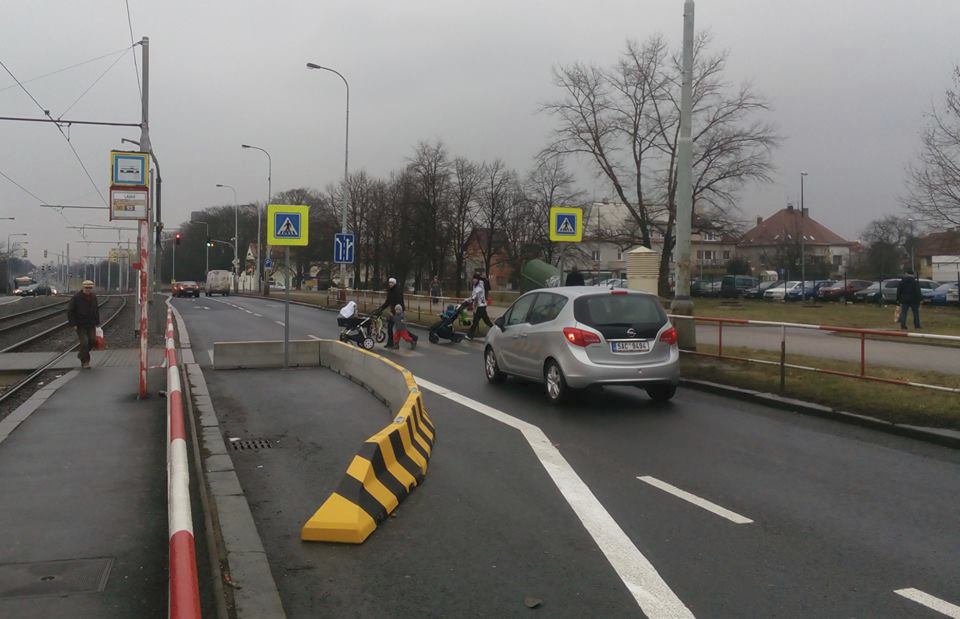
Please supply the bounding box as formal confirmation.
[573,293,666,338]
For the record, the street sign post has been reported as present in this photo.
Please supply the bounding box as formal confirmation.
[110,151,150,187]
[549,206,583,242]
[267,204,310,368]
[264,257,273,269]
[334,232,355,264]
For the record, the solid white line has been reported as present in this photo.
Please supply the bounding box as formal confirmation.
[415,377,692,618]
[637,476,753,525]
[894,589,960,618]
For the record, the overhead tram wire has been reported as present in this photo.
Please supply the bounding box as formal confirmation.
[0,166,74,226]
[0,45,132,94]
[0,59,107,206]
[58,51,128,119]
[124,0,142,100]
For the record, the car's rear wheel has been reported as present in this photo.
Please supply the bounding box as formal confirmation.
[544,360,568,404]
[645,383,677,402]
[484,347,505,383]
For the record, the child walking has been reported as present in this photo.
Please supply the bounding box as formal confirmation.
[390,304,418,349]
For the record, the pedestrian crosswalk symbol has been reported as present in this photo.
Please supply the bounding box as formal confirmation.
[549,205,583,242]
[276,216,299,237]
[267,204,310,246]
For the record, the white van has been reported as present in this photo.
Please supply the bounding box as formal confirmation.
[205,270,233,296]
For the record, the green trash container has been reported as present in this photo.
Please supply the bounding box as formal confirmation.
[520,259,562,292]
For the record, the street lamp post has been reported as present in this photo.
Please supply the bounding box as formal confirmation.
[306,62,350,295]
[216,183,240,292]
[241,144,271,294]
[800,171,808,297]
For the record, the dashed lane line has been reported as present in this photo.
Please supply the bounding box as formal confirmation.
[254,313,262,317]
[637,476,753,525]
[894,589,960,618]
[274,321,285,327]
[306,335,322,340]
[415,377,693,619]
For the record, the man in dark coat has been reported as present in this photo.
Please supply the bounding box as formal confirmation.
[67,279,101,368]
[378,277,405,347]
[565,265,585,286]
[895,271,923,330]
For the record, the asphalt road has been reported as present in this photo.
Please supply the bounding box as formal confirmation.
[174,295,960,618]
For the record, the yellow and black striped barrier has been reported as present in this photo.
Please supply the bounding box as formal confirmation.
[301,347,435,544]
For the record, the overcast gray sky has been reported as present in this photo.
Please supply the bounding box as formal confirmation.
[2,0,958,263]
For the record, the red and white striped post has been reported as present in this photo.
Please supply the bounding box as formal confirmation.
[138,218,150,399]
[165,309,201,618]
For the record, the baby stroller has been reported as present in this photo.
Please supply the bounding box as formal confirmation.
[428,300,472,344]
[337,301,377,350]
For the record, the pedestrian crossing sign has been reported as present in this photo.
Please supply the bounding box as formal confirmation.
[267,204,310,246]
[549,206,583,242]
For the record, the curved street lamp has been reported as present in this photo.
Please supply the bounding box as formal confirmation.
[215,183,240,291]
[241,144,272,292]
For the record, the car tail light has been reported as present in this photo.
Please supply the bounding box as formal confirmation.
[562,327,601,347]
[659,326,678,345]
[611,289,627,295]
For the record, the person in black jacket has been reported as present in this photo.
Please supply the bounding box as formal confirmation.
[896,271,923,330]
[67,279,101,368]
[378,277,405,347]
[565,266,585,286]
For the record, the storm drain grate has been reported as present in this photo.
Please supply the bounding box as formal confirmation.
[231,438,273,451]
[0,557,113,599]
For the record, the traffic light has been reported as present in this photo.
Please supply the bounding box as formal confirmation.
[175,233,182,246]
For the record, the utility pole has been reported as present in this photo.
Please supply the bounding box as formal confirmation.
[800,171,808,297]
[670,0,696,349]
[137,36,151,399]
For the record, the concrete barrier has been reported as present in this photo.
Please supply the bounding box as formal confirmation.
[211,338,435,544]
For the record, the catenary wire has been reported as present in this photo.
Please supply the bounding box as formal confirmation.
[0,46,131,94]
[58,51,128,119]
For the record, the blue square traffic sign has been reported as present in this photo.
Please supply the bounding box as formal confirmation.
[334,233,355,264]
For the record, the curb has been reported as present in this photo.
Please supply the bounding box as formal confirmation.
[169,304,286,618]
[680,378,960,450]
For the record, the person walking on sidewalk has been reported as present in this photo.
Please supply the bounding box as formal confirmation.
[896,270,923,330]
[465,274,493,341]
[390,304,418,349]
[378,277,405,348]
[67,280,100,369]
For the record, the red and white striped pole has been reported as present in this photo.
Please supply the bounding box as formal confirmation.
[138,218,150,398]
[165,309,201,618]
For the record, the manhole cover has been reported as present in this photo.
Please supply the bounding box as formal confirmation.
[0,557,113,599]
[231,438,273,451]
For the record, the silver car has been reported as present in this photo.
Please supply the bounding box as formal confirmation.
[484,287,680,404]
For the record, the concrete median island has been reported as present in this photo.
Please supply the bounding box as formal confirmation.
[213,338,435,543]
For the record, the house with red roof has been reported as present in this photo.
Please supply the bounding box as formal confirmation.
[737,204,853,278]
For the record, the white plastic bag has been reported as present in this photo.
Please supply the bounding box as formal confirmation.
[94,326,106,350]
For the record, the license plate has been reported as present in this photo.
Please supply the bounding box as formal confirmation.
[611,340,649,353]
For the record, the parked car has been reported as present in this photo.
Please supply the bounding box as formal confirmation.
[175,280,200,298]
[596,278,627,289]
[918,279,939,302]
[930,282,958,305]
[720,275,758,298]
[743,280,779,299]
[483,287,679,404]
[853,279,900,303]
[205,269,232,296]
[817,279,872,302]
[763,281,801,301]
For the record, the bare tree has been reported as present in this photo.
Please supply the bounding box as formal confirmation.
[541,34,778,294]
[407,141,452,289]
[474,160,515,278]
[450,157,482,294]
[905,65,960,226]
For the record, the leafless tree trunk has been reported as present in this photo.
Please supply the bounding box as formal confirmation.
[525,156,584,265]
[474,159,514,280]
[905,65,960,227]
[451,157,482,295]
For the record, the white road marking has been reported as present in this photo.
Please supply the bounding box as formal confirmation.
[415,377,692,618]
[254,313,262,317]
[894,589,960,618]
[306,335,322,340]
[637,476,753,525]
[274,320,286,327]
[245,310,253,314]
[202,306,210,310]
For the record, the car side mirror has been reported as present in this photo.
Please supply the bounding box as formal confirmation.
[494,316,505,330]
